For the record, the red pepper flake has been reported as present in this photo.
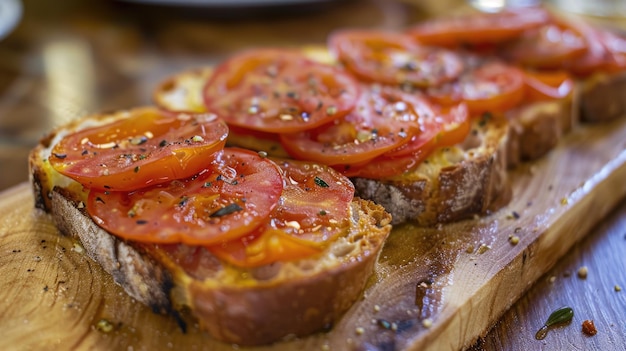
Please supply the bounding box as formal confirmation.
[582,320,597,336]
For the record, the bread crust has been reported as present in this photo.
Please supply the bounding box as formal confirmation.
[147,199,390,345]
[580,72,626,123]
[354,113,510,226]
[505,97,575,168]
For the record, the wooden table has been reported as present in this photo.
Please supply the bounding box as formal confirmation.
[1,0,625,350]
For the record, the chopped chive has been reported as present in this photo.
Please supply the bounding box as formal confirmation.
[210,203,243,218]
[314,176,329,188]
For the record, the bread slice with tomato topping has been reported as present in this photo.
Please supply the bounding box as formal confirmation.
[29,107,392,346]
[352,112,510,226]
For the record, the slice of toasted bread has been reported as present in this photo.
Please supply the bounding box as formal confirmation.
[29,110,392,346]
[579,72,626,123]
[353,113,510,226]
[505,95,576,168]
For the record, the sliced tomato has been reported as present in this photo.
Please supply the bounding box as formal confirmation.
[557,17,626,76]
[343,102,470,179]
[279,86,426,166]
[86,148,284,245]
[523,70,574,102]
[328,29,463,87]
[208,159,355,267]
[504,22,587,69]
[49,107,228,191]
[407,7,550,47]
[203,48,360,133]
[427,61,525,115]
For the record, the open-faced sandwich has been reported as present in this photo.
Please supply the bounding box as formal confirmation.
[29,5,626,346]
[30,107,392,345]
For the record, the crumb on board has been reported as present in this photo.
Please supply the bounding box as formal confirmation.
[582,320,597,336]
[577,266,588,279]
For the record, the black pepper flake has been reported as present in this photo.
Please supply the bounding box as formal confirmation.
[319,210,327,216]
[134,166,140,173]
[178,196,189,207]
[81,150,89,156]
[136,219,148,225]
[52,153,67,159]
[159,140,168,147]
[43,285,49,292]
[314,176,329,188]
[210,203,243,218]
[512,211,520,219]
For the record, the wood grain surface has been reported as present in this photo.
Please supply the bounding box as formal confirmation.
[1,114,625,350]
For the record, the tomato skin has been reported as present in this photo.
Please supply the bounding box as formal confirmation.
[329,29,464,87]
[343,102,470,179]
[407,7,550,47]
[427,61,525,115]
[203,48,360,133]
[208,159,355,267]
[87,148,284,245]
[505,22,587,69]
[49,107,229,191]
[523,70,574,102]
[562,20,626,76]
[279,85,426,166]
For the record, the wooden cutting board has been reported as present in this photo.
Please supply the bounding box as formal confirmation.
[1,115,625,351]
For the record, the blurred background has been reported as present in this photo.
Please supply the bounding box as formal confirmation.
[1,0,624,191]
[0,0,455,191]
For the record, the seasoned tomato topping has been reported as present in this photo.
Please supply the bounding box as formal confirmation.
[49,107,228,191]
[407,7,550,47]
[87,148,284,245]
[329,29,463,87]
[207,158,355,267]
[343,101,469,179]
[504,22,587,69]
[427,61,525,115]
[279,85,423,166]
[203,48,360,133]
[523,70,574,102]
